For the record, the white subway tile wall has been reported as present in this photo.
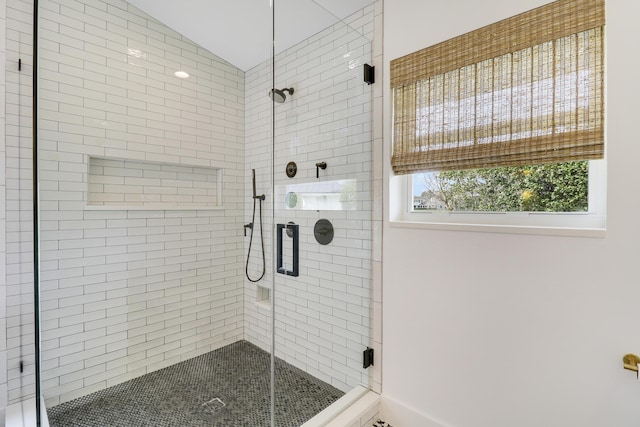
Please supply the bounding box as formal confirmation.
[34,0,245,406]
[244,6,376,393]
[0,0,7,421]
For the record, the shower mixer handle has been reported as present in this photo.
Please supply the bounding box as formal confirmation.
[244,223,253,237]
[316,162,327,178]
[253,194,265,201]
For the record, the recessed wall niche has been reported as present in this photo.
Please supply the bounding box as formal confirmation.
[86,156,223,210]
[255,285,271,311]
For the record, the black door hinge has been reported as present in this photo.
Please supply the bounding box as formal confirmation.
[363,347,374,369]
[364,63,375,85]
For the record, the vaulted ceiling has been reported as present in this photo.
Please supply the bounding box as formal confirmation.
[127,0,377,71]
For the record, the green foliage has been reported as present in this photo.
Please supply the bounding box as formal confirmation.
[339,179,357,210]
[422,161,588,212]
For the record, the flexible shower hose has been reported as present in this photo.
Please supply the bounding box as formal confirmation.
[245,196,266,282]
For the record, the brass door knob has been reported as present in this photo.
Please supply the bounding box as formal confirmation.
[623,354,640,372]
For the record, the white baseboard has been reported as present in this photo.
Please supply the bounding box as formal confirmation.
[5,397,49,427]
[380,395,451,427]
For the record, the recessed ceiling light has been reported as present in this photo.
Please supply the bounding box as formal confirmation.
[174,71,189,79]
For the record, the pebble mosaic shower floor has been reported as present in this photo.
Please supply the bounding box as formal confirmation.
[47,340,344,427]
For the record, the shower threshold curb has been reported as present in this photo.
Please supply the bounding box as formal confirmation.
[5,397,50,427]
[302,386,378,427]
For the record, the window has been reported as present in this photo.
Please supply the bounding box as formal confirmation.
[412,161,590,213]
[390,0,606,233]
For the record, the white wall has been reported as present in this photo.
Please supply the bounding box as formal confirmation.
[34,0,245,406]
[382,1,640,426]
[243,5,376,393]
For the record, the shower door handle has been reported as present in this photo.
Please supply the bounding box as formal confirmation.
[277,223,299,277]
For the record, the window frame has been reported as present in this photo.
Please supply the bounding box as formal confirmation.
[391,159,606,237]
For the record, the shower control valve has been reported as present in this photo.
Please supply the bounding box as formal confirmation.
[243,223,253,237]
[315,162,327,178]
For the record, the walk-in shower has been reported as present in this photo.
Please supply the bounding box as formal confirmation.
[3,0,377,426]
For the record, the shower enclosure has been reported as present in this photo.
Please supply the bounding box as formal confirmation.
[3,0,377,425]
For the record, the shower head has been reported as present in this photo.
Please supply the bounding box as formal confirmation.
[269,87,294,103]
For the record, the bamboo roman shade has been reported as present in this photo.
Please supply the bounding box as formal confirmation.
[391,0,605,175]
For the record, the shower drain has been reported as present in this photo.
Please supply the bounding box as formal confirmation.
[201,397,226,414]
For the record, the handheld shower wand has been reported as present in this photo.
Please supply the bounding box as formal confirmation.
[246,169,265,282]
[252,169,265,200]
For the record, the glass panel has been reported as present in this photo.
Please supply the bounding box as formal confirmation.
[3,0,39,417]
[269,1,374,425]
[35,0,273,425]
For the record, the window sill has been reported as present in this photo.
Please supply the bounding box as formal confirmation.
[390,219,606,238]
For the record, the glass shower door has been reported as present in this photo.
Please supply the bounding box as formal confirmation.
[270,2,375,425]
[28,0,375,425]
